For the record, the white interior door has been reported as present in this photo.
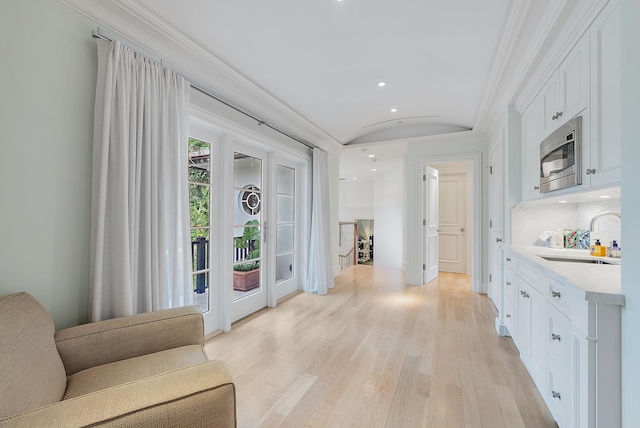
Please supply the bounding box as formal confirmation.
[488,139,504,308]
[438,172,467,273]
[423,166,439,284]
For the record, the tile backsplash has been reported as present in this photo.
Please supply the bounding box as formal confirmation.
[511,199,622,248]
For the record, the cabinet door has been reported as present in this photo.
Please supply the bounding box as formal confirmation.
[521,99,543,201]
[589,0,621,188]
[515,276,531,358]
[560,31,590,123]
[541,71,560,137]
[529,287,547,390]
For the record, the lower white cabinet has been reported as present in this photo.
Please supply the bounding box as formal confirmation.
[500,248,621,428]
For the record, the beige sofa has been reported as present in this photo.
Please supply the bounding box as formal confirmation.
[0,292,236,427]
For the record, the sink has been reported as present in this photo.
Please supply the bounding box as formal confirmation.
[538,255,621,265]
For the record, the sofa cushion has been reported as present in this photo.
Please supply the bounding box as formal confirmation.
[0,292,67,420]
[63,344,207,399]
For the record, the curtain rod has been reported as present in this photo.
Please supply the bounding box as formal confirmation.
[91,29,315,151]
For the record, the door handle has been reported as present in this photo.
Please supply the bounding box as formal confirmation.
[437,229,441,233]
[460,228,465,232]
[496,238,502,243]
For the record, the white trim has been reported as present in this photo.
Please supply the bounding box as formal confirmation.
[414,153,482,293]
[333,265,341,278]
[58,0,343,156]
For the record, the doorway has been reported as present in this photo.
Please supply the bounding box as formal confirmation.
[431,162,472,274]
[417,153,481,293]
[356,219,374,265]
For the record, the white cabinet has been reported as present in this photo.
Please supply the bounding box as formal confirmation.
[541,32,590,139]
[589,0,621,188]
[519,0,621,201]
[499,249,621,428]
[521,98,543,201]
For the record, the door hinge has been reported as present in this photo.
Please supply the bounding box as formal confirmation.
[423,264,426,271]
[489,166,493,174]
[489,274,492,282]
[490,220,493,228]
[423,219,426,226]
[423,174,427,181]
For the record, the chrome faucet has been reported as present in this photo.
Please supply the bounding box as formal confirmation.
[590,211,621,232]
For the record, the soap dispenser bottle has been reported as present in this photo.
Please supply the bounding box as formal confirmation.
[590,239,606,257]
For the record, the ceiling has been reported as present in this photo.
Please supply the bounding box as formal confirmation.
[61,0,564,179]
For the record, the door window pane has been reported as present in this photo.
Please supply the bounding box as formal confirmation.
[277,195,294,223]
[277,224,294,253]
[277,165,295,195]
[276,254,294,282]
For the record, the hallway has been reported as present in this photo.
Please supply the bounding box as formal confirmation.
[204,266,556,428]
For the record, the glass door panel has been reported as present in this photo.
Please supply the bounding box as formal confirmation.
[276,165,296,287]
[188,138,211,313]
[231,148,268,322]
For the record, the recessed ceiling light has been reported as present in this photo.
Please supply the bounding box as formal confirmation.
[390,108,397,113]
[377,81,387,87]
[559,200,567,204]
[353,177,357,180]
[599,195,611,199]
[372,169,377,172]
[368,154,375,158]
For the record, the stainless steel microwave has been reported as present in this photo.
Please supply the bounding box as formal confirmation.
[539,116,582,193]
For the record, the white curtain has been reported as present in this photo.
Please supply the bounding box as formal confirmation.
[89,39,192,322]
[306,148,334,295]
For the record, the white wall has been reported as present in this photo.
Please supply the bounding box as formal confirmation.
[0,0,97,329]
[374,160,405,269]
[339,180,374,222]
[620,0,640,423]
[511,199,622,247]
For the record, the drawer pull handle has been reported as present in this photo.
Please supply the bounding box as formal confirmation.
[506,281,511,286]
[552,391,561,400]
[552,333,561,342]
[551,291,561,298]
[506,314,511,318]
[506,257,511,262]
[524,292,530,299]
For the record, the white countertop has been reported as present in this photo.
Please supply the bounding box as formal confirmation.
[502,244,624,306]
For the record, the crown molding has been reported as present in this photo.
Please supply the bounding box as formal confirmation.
[57,0,344,156]
[473,0,533,133]
[512,0,612,113]
[347,129,488,148]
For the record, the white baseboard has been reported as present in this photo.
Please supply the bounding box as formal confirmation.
[333,265,341,277]
[495,317,511,337]
[481,281,489,294]
[405,273,422,286]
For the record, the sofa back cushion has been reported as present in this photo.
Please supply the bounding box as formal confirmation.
[0,292,67,420]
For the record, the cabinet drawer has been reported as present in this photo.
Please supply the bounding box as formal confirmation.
[547,359,574,428]
[547,276,568,312]
[516,261,543,293]
[546,304,574,381]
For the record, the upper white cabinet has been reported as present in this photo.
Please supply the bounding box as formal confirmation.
[541,32,590,138]
[589,0,621,188]
[519,0,621,201]
[521,98,543,200]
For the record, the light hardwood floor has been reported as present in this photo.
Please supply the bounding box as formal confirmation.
[204,266,557,428]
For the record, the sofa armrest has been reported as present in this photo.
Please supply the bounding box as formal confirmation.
[55,306,204,376]
[0,360,236,428]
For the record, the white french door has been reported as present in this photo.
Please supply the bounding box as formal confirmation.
[230,143,269,323]
[188,117,309,334]
[423,165,439,284]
